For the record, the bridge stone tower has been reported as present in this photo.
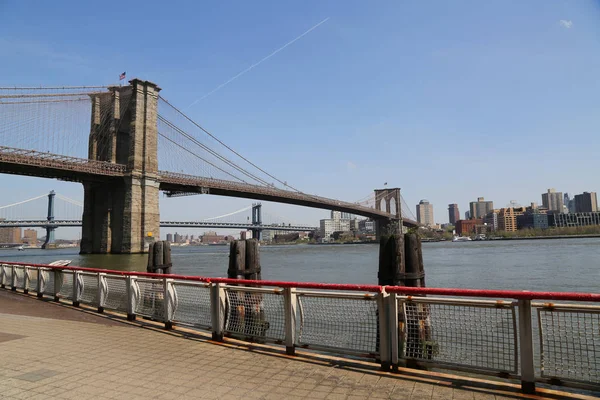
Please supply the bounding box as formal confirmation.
[80,79,160,254]
[251,203,262,240]
[374,187,402,237]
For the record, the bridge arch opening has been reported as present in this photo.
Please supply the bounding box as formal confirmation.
[388,197,397,217]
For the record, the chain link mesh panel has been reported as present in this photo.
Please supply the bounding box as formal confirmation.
[399,300,517,373]
[57,271,74,300]
[27,267,38,292]
[298,294,378,354]
[224,288,285,342]
[104,276,128,312]
[41,269,54,295]
[14,266,25,289]
[79,273,98,305]
[538,307,600,384]
[172,282,212,329]
[135,279,165,321]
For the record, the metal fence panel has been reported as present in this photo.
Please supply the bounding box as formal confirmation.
[135,279,165,321]
[57,271,74,300]
[103,276,128,312]
[538,306,600,385]
[399,298,518,374]
[298,293,379,354]
[27,267,38,293]
[224,287,285,342]
[14,266,25,289]
[79,273,98,305]
[40,269,54,295]
[172,282,212,330]
[2,265,13,287]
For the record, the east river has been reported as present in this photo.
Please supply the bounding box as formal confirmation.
[3,238,599,293]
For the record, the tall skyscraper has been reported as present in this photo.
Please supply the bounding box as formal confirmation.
[416,199,434,226]
[574,192,598,213]
[469,197,494,219]
[166,233,173,242]
[541,189,564,213]
[448,204,460,225]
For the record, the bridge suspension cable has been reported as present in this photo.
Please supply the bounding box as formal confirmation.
[0,194,48,210]
[158,96,302,192]
[202,205,253,221]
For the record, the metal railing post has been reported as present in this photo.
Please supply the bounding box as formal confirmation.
[0,264,5,289]
[518,299,536,394]
[126,275,136,321]
[284,287,297,355]
[36,268,43,298]
[378,290,391,370]
[164,278,175,330]
[24,266,30,294]
[210,283,225,341]
[72,271,81,307]
[10,265,16,291]
[53,270,62,302]
[388,293,400,370]
[98,273,107,313]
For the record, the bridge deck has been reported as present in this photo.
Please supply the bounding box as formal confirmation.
[0,291,556,400]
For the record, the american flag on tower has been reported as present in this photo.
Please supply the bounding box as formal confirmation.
[119,72,126,80]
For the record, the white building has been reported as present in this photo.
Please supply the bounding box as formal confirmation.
[320,212,351,241]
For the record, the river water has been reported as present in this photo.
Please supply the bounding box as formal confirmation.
[2,238,599,293]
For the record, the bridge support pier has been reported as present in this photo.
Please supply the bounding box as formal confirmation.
[80,79,161,254]
[251,203,262,240]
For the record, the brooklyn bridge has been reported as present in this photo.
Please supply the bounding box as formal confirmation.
[0,80,417,253]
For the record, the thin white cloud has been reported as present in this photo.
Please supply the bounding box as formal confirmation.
[346,161,357,172]
[559,20,573,29]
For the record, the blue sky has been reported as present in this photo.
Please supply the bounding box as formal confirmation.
[1,0,599,238]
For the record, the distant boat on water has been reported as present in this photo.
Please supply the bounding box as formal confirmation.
[452,236,472,242]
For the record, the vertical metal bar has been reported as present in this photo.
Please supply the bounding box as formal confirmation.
[36,268,43,298]
[0,264,5,288]
[24,266,30,294]
[210,283,225,341]
[518,299,536,394]
[10,265,16,291]
[284,287,297,355]
[53,270,61,301]
[378,291,391,370]
[72,271,80,307]
[97,273,106,313]
[388,293,400,370]
[164,278,174,330]
[126,275,136,321]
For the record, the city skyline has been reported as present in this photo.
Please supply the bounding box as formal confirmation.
[1,1,599,236]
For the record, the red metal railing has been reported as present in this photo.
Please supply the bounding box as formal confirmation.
[1,260,598,301]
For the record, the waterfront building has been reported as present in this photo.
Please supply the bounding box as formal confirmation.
[358,219,376,233]
[448,204,460,225]
[517,212,549,230]
[262,230,275,242]
[22,229,37,245]
[416,199,434,226]
[166,233,173,242]
[320,216,351,241]
[0,226,21,244]
[497,207,526,232]
[574,192,598,213]
[541,189,563,213]
[469,197,494,219]
[174,232,182,243]
[455,219,481,236]
[551,212,600,227]
[483,210,498,231]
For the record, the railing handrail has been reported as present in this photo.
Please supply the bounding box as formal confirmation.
[2,260,599,301]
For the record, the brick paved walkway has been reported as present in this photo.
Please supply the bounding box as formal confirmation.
[0,291,595,400]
